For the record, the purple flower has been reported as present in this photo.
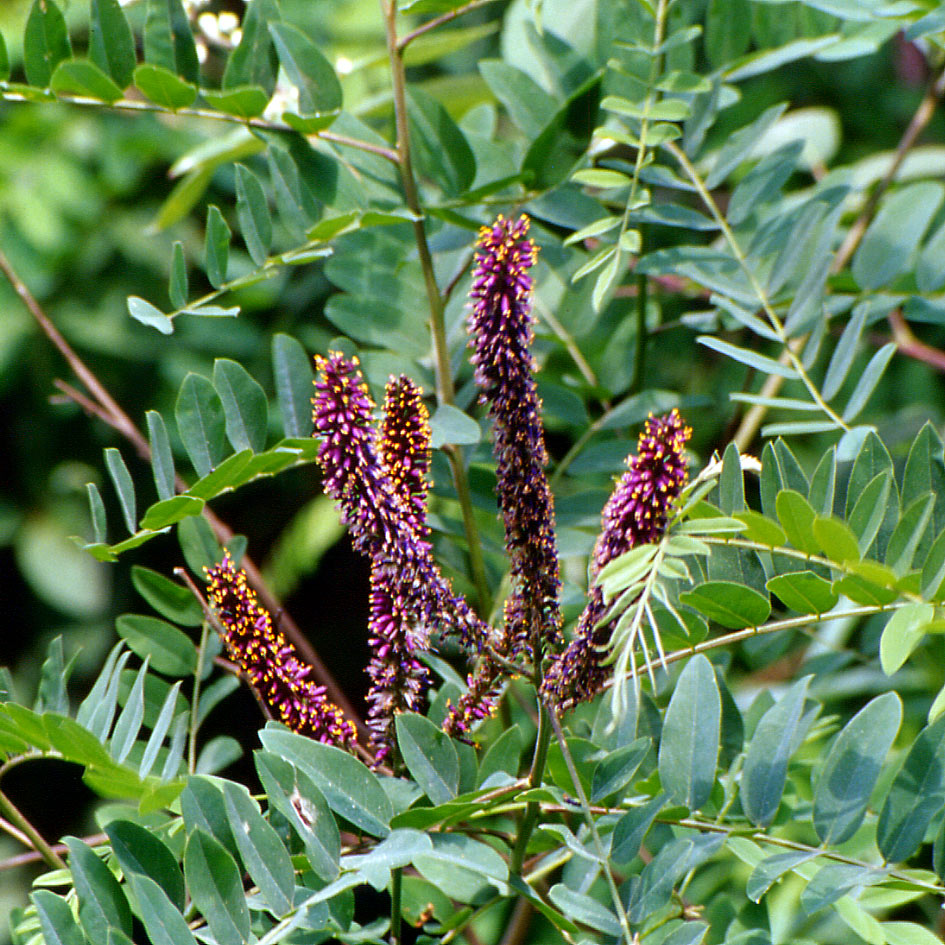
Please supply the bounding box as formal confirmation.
[447,216,562,736]
[313,354,489,759]
[542,410,691,711]
[205,553,356,747]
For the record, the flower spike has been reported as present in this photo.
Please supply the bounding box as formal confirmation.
[205,553,356,747]
[542,410,691,711]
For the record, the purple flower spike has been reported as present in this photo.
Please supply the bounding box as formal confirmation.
[542,410,692,712]
[380,375,431,536]
[205,554,357,747]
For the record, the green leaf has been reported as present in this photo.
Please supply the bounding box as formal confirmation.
[412,832,508,902]
[395,712,460,806]
[775,489,819,554]
[24,0,72,88]
[706,103,786,189]
[223,0,278,92]
[747,850,818,903]
[268,22,342,115]
[204,205,231,288]
[131,566,202,626]
[140,682,183,778]
[234,163,272,266]
[260,727,392,836]
[212,358,268,453]
[89,0,135,88]
[0,32,9,81]
[429,404,481,448]
[813,692,902,845]
[821,303,866,401]
[883,922,945,945]
[32,890,87,945]
[886,492,935,576]
[168,242,188,310]
[741,676,812,827]
[133,63,196,109]
[548,885,621,937]
[877,712,945,863]
[658,655,720,811]
[125,873,196,945]
[801,862,887,915]
[115,614,197,676]
[202,85,269,119]
[591,737,649,803]
[879,603,934,676]
[128,295,173,335]
[271,334,314,438]
[733,510,786,546]
[477,726,522,786]
[267,144,314,238]
[181,777,239,857]
[697,337,798,378]
[175,373,227,478]
[705,0,751,68]
[679,581,770,629]
[146,411,176,502]
[841,342,896,422]
[65,835,131,939]
[610,793,666,865]
[144,0,199,83]
[106,820,185,910]
[184,830,250,945]
[104,447,137,534]
[406,86,476,197]
[139,494,204,530]
[812,516,860,563]
[922,528,945,599]
[767,571,838,614]
[87,483,107,544]
[479,59,556,139]
[852,181,944,289]
[848,471,893,556]
[51,59,124,102]
[254,751,340,881]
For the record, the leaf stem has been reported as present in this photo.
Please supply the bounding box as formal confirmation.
[397,0,501,50]
[508,702,551,875]
[380,0,492,613]
[189,615,212,774]
[390,866,402,945]
[0,789,66,871]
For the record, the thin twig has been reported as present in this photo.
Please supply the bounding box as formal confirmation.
[396,0,500,50]
[888,308,945,373]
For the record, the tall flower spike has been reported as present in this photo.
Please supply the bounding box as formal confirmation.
[447,215,563,736]
[205,553,356,747]
[542,410,691,711]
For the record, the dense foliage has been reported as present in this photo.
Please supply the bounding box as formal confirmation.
[4,1,945,944]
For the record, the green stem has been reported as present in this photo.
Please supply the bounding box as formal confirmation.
[547,711,634,943]
[380,0,492,614]
[630,238,648,394]
[390,866,403,945]
[189,618,212,775]
[0,789,66,871]
[508,703,551,875]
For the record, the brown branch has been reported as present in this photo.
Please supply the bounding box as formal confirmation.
[0,832,109,873]
[888,309,945,373]
[0,244,364,735]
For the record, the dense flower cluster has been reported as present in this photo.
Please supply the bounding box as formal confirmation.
[542,410,691,711]
[205,554,356,747]
[446,215,562,735]
[313,354,487,760]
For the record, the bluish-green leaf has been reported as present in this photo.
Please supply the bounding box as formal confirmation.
[705,103,786,188]
[886,493,935,577]
[877,712,945,863]
[406,86,476,197]
[183,830,250,945]
[32,890,86,945]
[133,63,197,109]
[658,655,720,811]
[139,495,204,530]
[51,59,123,102]
[146,411,176,501]
[801,861,887,914]
[548,885,621,937]
[412,832,508,902]
[105,820,185,910]
[181,777,239,858]
[271,334,314,438]
[223,0,278,92]
[139,683,182,778]
[813,692,902,844]
[128,295,173,335]
[24,0,72,88]
[144,0,199,83]
[205,205,231,288]
[698,337,798,378]
[105,448,137,534]
[110,659,148,763]
[268,22,342,114]
[591,737,649,803]
[132,565,202,625]
[65,835,132,939]
[747,850,818,903]
[260,726,392,836]
[125,873,196,945]
[879,603,934,676]
[175,373,227,477]
[212,358,268,453]
[234,163,272,266]
[847,471,893,556]
[477,726,522,786]
[842,343,897,422]
[89,0,135,88]
[741,676,812,827]
[168,242,188,310]
[429,404,480,448]
[254,751,340,881]
[922,529,945,600]
[396,712,460,806]
[808,446,837,516]
[679,581,770,629]
[478,59,556,139]
[87,483,107,544]
[610,793,665,865]
[852,181,944,290]
[821,303,866,401]
[115,614,197,676]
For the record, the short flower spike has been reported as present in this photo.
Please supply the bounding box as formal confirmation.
[542,410,691,711]
[205,553,356,747]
